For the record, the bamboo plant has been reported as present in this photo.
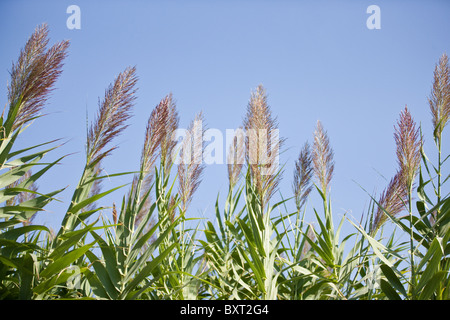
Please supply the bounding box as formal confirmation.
[0,24,449,300]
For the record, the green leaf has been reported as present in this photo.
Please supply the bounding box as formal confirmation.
[380,279,402,300]
[0,239,42,253]
[125,215,181,281]
[0,127,20,165]
[85,250,119,299]
[19,253,36,300]
[6,139,61,160]
[40,241,96,279]
[122,242,177,299]
[0,205,44,219]
[418,271,446,300]
[347,218,400,267]
[380,264,407,297]
[0,255,19,268]
[84,269,110,299]
[89,231,121,290]
[68,184,125,216]
[0,219,24,229]
[416,237,443,294]
[0,225,50,241]
[50,223,95,258]
[0,188,64,221]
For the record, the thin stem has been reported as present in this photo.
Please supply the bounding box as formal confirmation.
[437,136,442,216]
[408,183,416,299]
[435,132,443,299]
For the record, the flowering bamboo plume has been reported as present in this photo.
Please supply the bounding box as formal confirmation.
[59,67,138,236]
[394,106,421,190]
[395,106,422,288]
[429,53,450,141]
[428,54,450,215]
[86,66,138,167]
[135,94,179,226]
[159,93,180,173]
[178,112,207,212]
[140,102,166,178]
[370,169,408,234]
[371,106,421,233]
[140,93,179,179]
[293,142,313,212]
[6,23,69,132]
[243,84,285,209]
[312,120,334,196]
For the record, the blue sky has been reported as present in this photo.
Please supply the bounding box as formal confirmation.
[0,0,449,234]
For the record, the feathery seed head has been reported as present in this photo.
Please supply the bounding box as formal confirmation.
[243,84,285,209]
[7,24,69,132]
[141,93,179,176]
[394,106,421,189]
[177,112,207,212]
[371,169,408,234]
[293,142,313,211]
[86,66,138,166]
[429,53,450,140]
[371,106,421,234]
[159,93,180,172]
[135,94,179,225]
[312,120,334,195]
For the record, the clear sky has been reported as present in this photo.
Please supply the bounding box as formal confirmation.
[0,0,449,234]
